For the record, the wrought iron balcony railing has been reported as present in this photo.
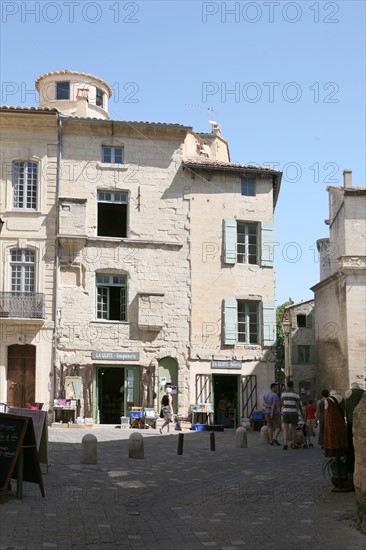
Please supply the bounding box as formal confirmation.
[0,292,45,319]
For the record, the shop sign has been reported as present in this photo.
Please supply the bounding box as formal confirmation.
[92,351,140,361]
[211,360,242,369]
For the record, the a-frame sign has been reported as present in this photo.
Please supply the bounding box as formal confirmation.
[0,413,45,504]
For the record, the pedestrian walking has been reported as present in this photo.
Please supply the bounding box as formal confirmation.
[281,380,302,450]
[263,383,281,446]
[315,389,329,448]
[305,399,316,436]
[160,387,174,434]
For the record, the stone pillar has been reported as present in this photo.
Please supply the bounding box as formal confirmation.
[236,427,248,448]
[80,433,97,464]
[353,392,366,533]
[129,432,144,459]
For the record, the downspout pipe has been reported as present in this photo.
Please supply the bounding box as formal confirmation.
[50,114,62,423]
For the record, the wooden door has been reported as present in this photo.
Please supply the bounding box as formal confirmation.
[7,345,36,407]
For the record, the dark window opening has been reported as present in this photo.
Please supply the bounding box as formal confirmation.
[98,203,127,238]
[56,81,70,100]
[297,314,306,327]
[96,88,104,107]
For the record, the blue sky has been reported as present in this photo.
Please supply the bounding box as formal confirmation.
[1,0,365,306]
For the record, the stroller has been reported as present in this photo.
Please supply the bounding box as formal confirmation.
[296,420,314,448]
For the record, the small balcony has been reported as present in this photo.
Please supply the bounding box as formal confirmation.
[0,292,45,321]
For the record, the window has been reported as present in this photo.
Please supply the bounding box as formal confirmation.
[237,222,258,264]
[293,313,312,329]
[298,345,310,364]
[223,219,274,266]
[297,314,306,327]
[97,191,128,238]
[96,88,104,107]
[10,249,35,292]
[241,177,256,196]
[56,81,70,100]
[102,146,123,164]
[237,300,259,344]
[96,274,127,321]
[12,161,38,210]
[223,299,276,346]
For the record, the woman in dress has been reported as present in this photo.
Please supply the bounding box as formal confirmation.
[160,387,174,434]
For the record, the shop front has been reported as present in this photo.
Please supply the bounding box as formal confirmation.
[193,360,259,429]
[91,351,157,424]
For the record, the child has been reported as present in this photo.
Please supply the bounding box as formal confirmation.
[305,399,316,436]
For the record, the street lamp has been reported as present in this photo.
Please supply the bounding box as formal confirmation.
[283,317,292,381]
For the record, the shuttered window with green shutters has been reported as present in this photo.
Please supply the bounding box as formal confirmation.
[223,219,274,267]
[223,299,276,346]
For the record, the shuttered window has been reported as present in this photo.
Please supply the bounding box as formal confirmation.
[223,299,276,346]
[223,219,274,267]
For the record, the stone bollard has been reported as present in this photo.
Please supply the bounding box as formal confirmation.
[128,432,144,459]
[236,427,248,448]
[260,425,270,444]
[80,433,97,464]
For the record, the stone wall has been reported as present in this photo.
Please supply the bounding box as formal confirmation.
[353,392,366,533]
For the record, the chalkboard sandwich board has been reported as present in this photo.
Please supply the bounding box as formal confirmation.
[0,413,45,504]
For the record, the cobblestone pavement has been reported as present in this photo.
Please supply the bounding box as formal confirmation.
[1,425,365,550]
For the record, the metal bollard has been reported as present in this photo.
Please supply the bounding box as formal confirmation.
[128,432,144,459]
[236,427,248,448]
[177,433,184,455]
[210,431,215,451]
[80,433,98,464]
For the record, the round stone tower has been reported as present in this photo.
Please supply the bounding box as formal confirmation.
[35,70,112,120]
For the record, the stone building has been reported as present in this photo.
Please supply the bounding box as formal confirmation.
[311,170,366,395]
[282,299,316,401]
[0,104,58,424]
[0,70,282,425]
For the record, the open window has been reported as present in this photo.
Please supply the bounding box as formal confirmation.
[97,191,127,238]
[96,274,127,321]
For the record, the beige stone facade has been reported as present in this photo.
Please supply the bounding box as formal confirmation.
[0,107,58,422]
[0,70,282,425]
[311,171,366,395]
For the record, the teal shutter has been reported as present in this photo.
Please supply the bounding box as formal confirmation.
[306,314,313,328]
[262,301,276,346]
[224,299,237,345]
[261,221,274,267]
[223,219,237,264]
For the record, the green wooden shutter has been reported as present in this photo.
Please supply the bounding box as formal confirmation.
[261,221,274,267]
[262,301,276,346]
[224,299,237,345]
[223,219,237,264]
[309,345,316,363]
[306,314,313,328]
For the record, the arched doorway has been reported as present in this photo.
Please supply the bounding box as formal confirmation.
[7,344,36,407]
[158,357,178,412]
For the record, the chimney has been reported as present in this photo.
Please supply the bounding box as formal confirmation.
[76,88,89,117]
[343,169,352,188]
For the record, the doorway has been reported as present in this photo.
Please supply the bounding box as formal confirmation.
[97,367,125,424]
[212,374,240,427]
[7,344,36,407]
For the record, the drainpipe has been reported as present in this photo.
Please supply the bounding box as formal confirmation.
[50,115,62,423]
